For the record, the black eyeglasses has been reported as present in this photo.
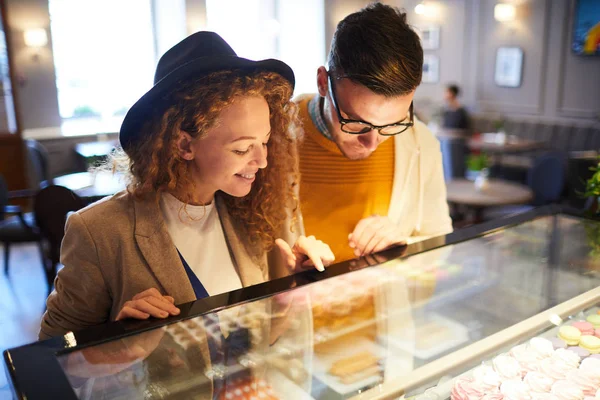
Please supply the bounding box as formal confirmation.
[328,74,414,136]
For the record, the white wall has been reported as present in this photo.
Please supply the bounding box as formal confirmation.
[6,0,600,133]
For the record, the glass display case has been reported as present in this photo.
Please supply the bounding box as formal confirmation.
[4,206,600,400]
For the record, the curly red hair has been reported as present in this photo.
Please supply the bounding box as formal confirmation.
[113,70,300,254]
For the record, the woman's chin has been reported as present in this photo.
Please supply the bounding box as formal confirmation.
[222,186,253,198]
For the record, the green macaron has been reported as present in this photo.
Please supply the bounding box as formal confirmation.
[587,314,600,329]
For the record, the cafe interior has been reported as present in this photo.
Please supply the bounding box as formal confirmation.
[1,1,600,399]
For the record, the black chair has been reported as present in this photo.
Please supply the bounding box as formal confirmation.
[440,136,467,181]
[483,152,566,220]
[25,139,52,189]
[0,174,44,275]
[34,185,85,289]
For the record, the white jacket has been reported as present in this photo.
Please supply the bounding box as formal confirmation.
[389,117,453,244]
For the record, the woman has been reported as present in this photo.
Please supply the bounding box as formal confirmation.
[40,31,334,340]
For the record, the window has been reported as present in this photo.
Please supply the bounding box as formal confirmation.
[206,0,325,96]
[49,0,156,132]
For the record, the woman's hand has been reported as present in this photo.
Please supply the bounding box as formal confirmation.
[275,235,335,273]
[116,288,180,321]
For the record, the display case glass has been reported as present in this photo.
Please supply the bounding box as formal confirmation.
[4,207,600,400]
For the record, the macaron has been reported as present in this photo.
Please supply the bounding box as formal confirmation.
[549,337,568,350]
[558,325,582,346]
[567,345,591,358]
[587,314,600,329]
[580,335,600,354]
[596,328,600,339]
[572,321,595,336]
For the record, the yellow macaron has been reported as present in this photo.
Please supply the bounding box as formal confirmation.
[558,326,581,346]
[579,335,600,354]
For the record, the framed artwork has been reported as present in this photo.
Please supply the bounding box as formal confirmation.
[422,54,439,83]
[494,47,523,88]
[572,0,600,55]
[416,25,440,50]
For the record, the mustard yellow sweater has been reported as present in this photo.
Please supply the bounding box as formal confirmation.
[297,95,395,261]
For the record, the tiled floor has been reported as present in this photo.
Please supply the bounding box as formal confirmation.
[0,243,48,399]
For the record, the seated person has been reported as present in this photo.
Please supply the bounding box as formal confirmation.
[442,84,470,131]
[40,31,334,340]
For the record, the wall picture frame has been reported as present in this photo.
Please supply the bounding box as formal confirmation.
[416,25,440,50]
[494,47,524,88]
[422,54,439,83]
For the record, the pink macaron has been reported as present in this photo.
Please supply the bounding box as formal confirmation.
[595,328,600,338]
[572,321,595,336]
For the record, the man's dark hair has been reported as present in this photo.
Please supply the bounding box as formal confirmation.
[328,2,423,97]
[447,84,460,97]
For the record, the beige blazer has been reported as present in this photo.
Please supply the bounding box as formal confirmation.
[39,190,301,340]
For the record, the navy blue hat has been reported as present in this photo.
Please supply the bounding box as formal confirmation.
[119,31,295,153]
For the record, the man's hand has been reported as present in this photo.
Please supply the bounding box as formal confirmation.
[276,235,335,273]
[349,215,406,257]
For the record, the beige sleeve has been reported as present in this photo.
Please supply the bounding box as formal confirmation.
[39,212,113,340]
[414,144,453,241]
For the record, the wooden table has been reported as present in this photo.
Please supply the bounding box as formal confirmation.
[468,135,545,154]
[447,178,534,223]
[54,171,126,202]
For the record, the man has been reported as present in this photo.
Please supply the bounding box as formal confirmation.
[296,3,452,262]
[442,84,470,130]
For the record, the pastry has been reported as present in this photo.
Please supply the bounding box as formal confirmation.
[550,379,584,400]
[566,369,599,397]
[572,322,595,337]
[530,394,560,400]
[339,365,381,385]
[541,358,577,381]
[550,337,569,350]
[217,378,279,400]
[524,371,556,394]
[579,335,600,354]
[493,355,523,381]
[472,365,502,391]
[580,357,600,374]
[553,348,582,367]
[559,326,582,346]
[586,315,600,329]
[450,377,486,400]
[567,346,591,358]
[529,338,556,359]
[328,352,379,377]
[500,379,532,400]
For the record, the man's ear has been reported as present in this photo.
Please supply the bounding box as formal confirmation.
[317,66,329,97]
[176,131,195,160]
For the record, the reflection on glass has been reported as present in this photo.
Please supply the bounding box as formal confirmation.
[58,215,600,399]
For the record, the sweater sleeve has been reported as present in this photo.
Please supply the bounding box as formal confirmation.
[39,212,112,340]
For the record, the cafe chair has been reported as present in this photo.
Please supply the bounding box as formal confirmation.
[440,136,467,181]
[34,185,85,291]
[483,152,566,221]
[25,139,53,189]
[0,174,45,276]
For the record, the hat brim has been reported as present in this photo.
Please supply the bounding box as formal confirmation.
[119,56,295,152]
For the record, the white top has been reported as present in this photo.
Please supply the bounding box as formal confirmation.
[159,193,242,296]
